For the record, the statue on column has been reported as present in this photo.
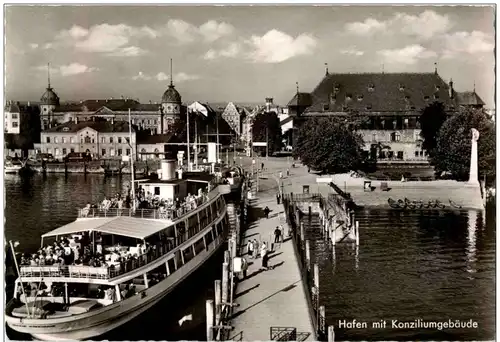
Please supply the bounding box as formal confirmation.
[468,128,480,185]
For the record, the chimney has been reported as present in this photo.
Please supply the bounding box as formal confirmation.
[161,159,176,181]
[449,79,454,99]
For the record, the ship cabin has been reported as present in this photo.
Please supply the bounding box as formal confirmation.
[11,164,230,319]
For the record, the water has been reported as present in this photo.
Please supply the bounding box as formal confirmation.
[307,208,495,341]
[4,173,219,341]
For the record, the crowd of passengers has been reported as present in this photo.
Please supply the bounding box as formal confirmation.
[18,232,166,271]
[80,180,223,219]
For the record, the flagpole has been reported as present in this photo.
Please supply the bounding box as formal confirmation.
[187,109,191,171]
[216,113,219,163]
[9,241,31,317]
[194,114,198,170]
[128,108,136,211]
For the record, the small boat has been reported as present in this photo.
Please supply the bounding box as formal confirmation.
[6,159,233,340]
[5,160,23,174]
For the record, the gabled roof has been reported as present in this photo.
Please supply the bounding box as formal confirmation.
[43,120,132,133]
[456,91,485,106]
[41,216,171,240]
[298,72,456,113]
[287,92,313,107]
[5,102,20,113]
[82,99,140,112]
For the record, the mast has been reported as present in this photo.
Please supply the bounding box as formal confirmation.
[128,108,136,211]
[266,126,269,160]
[216,112,219,163]
[47,62,51,89]
[194,113,198,170]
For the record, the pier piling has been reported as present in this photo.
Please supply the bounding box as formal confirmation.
[215,280,222,324]
[355,221,360,246]
[328,325,335,342]
[300,222,305,241]
[206,299,214,341]
[222,259,229,306]
[332,220,337,245]
[313,264,319,292]
[305,240,311,271]
[319,306,326,337]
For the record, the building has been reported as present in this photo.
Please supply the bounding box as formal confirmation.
[220,102,252,138]
[37,119,136,160]
[287,70,485,163]
[4,101,21,134]
[38,68,183,134]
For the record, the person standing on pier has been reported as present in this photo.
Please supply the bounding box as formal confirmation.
[247,240,254,259]
[276,192,281,205]
[274,226,282,245]
[260,242,268,270]
[264,206,270,219]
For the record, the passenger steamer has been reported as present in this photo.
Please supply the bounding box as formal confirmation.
[5,159,234,340]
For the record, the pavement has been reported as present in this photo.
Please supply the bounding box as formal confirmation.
[230,164,315,342]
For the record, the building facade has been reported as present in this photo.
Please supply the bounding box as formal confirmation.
[38,119,136,160]
[221,102,251,138]
[287,71,485,163]
[4,102,21,134]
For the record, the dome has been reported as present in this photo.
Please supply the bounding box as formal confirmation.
[41,87,60,106]
[162,84,181,104]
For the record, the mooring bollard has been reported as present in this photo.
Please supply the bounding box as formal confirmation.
[206,299,214,341]
[328,325,335,342]
[214,280,222,325]
[305,240,311,271]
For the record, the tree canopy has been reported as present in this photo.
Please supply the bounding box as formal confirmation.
[252,111,283,154]
[419,102,448,155]
[433,107,495,183]
[293,116,365,173]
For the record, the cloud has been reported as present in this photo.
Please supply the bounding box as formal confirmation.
[441,31,494,58]
[377,44,437,65]
[53,23,156,56]
[345,10,452,39]
[175,72,200,82]
[29,43,38,49]
[166,19,234,44]
[108,46,148,57]
[156,72,169,81]
[132,71,152,81]
[204,43,241,60]
[247,30,317,63]
[35,63,98,76]
[340,48,364,56]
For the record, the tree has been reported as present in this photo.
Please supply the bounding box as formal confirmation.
[293,116,365,174]
[252,111,282,155]
[419,102,448,156]
[433,107,495,183]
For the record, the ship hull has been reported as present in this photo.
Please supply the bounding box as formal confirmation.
[6,234,227,341]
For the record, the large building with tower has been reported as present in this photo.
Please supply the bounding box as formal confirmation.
[287,67,485,163]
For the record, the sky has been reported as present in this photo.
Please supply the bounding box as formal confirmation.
[4,5,496,108]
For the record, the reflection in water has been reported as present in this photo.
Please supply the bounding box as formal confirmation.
[466,210,478,273]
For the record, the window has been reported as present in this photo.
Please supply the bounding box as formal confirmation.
[102,149,106,156]
[366,104,372,110]
[388,151,394,159]
[126,149,130,156]
[345,94,352,101]
[70,137,75,143]
[148,120,151,125]
[118,149,122,156]
[397,151,404,160]
[92,139,95,143]
[435,85,440,91]
[61,137,66,144]
[415,151,419,157]
[323,104,329,111]
[63,127,70,132]
[421,151,425,157]
[12,122,18,128]
[154,187,160,196]
[84,136,91,143]
[11,113,18,119]
[391,132,401,142]
[399,84,405,91]
[424,96,430,101]
[101,137,106,143]
[434,94,439,100]
[44,107,48,112]
[403,118,409,129]
[46,137,51,143]
[357,95,363,101]
[110,137,114,143]
[118,137,122,144]
[70,148,75,153]
[54,137,58,143]
[54,148,60,156]
[110,148,115,156]
[62,148,67,155]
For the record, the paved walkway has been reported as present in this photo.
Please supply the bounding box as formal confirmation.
[231,183,315,341]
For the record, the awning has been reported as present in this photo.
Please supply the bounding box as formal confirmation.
[41,217,172,240]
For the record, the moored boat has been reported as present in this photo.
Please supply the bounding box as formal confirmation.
[5,160,23,174]
[5,159,232,340]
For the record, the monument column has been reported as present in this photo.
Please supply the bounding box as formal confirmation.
[468,128,480,185]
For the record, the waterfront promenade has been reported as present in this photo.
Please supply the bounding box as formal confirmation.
[230,173,315,341]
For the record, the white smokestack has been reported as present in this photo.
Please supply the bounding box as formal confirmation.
[161,159,176,181]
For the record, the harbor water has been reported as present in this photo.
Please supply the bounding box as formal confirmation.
[4,173,496,341]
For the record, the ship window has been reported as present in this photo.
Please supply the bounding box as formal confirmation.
[216,222,223,235]
[188,215,199,238]
[205,229,214,245]
[154,187,160,196]
[176,221,186,244]
[211,203,217,217]
[182,247,194,264]
[211,226,217,238]
[194,238,205,254]
[167,258,176,274]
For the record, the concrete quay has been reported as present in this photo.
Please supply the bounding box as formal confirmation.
[230,183,315,341]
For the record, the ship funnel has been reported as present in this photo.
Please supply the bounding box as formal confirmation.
[161,159,176,180]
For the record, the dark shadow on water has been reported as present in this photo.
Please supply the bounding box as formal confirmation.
[234,283,260,299]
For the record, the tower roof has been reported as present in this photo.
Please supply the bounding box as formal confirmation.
[162,84,182,104]
[41,87,60,106]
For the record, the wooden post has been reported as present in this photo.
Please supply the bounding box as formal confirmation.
[300,222,305,241]
[313,263,319,290]
[308,205,312,219]
[319,306,326,336]
[305,240,311,271]
[328,325,335,342]
[214,280,222,325]
[332,220,337,245]
[206,299,214,341]
[355,221,360,246]
[222,260,229,306]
